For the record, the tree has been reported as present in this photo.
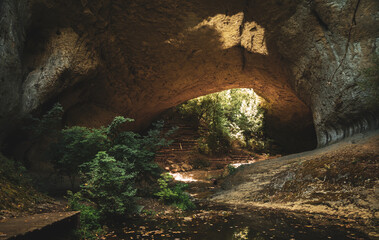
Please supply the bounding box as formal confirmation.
[80,151,137,216]
[50,126,109,188]
[155,173,195,210]
[178,88,270,154]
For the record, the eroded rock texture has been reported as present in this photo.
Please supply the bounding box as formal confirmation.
[0,0,378,151]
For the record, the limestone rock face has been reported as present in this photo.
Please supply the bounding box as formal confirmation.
[0,0,378,151]
[0,0,28,141]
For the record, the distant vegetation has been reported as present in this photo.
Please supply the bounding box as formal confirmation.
[155,173,195,210]
[178,88,272,155]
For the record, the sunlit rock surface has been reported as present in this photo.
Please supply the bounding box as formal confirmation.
[0,0,378,150]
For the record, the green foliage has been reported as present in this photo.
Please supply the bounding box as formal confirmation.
[107,120,172,178]
[179,92,231,155]
[227,164,237,175]
[66,191,102,240]
[80,151,137,217]
[247,138,272,153]
[106,116,134,142]
[46,114,172,217]
[31,105,173,220]
[50,115,172,189]
[178,89,271,154]
[141,209,157,216]
[50,126,109,187]
[0,153,28,184]
[155,173,195,210]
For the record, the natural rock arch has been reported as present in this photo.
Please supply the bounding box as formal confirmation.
[0,0,378,152]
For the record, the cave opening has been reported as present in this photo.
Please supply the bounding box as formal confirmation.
[152,87,317,183]
[151,84,318,153]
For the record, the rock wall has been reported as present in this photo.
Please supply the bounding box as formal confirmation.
[0,0,28,142]
[274,0,379,146]
[0,0,378,151]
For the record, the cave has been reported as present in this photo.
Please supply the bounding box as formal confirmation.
[1,0,378,238]
[3,0,377,153]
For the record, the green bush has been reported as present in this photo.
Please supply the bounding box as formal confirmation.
[247,138,270,152]
[52,116,172,217]
[49,114,172,190]
[80,151,137,217]
[227,164,237,175]
[178,89,271,155]
[29,107,174,221]
[155,173,195,210]
[66,191,102,240]
[107,119,172,178]
[0,153,28,184]
[50,126,109,188]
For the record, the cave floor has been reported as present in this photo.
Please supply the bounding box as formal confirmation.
[106,130,378,239]
[210,130,379,239]
[0,131,377,239]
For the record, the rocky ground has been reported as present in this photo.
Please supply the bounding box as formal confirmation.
[0,179,66,219]
[0,170,68,238]
[211,130,379,237]
[0,154,67,221]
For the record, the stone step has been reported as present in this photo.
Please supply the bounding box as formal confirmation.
[0,211,79,240]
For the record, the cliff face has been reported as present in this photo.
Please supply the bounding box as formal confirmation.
[0,0,378,151]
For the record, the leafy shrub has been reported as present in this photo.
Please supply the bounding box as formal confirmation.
[0,153,28,184]
[155,173,195,210]
[50,126,109,188]
[80,151,137,217]
[178,89,271,155]
[29,107,174,221]
[227,164,237,175]
[49,115,172,190]
[107,119,171,178]
[52,116,172,218]
[66,191,102,240]
[247,138,271,153]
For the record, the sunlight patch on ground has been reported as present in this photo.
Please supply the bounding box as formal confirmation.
[229,160,256,168]
[169,172,199,182]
